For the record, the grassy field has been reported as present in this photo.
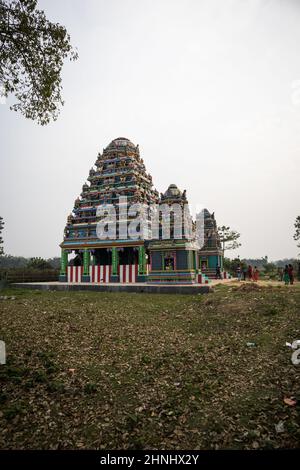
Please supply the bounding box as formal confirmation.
[0,282,299,450]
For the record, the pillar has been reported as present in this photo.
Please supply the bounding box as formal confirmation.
[82,248,90,282]
[137,245,147,282]
[193,250,197,281]
[110,246,119,282]
[59,249,68,282]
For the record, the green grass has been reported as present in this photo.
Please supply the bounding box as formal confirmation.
[0,283,299,449]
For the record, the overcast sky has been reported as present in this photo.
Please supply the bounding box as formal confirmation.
[0,0,299,260]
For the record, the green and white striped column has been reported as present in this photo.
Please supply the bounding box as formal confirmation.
[82,249,91,282]
[137,245,147,282]
[59,249,68,282]
[110,246,119,282]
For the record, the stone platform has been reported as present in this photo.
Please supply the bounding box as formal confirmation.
[12,282,213,295]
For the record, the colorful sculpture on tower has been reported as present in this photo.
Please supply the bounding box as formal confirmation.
[59,137,223,284]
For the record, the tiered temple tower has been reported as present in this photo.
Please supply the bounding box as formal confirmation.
[60,137,223,283]
[59,137,159,282]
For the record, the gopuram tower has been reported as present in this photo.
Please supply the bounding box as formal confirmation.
[59,137,224,284]
[59,137,158,282]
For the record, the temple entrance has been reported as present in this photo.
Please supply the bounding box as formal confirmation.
[201,259,207,271]
[69,252,82,266]
[164,256,175,271]
[94,248,112,265]
[118,247,138,265]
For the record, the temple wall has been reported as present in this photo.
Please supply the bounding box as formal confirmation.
[208,255,219,269]
[67,266,83,283]
[67,264,150,283]
[151,252,163,270]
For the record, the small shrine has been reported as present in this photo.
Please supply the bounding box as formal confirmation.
[59,137,223,284]
[147,184,198,283]
[199,209,224,276]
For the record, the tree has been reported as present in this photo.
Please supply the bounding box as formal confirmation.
[27,257,51,270]
[0,0,78,125]
[223,257,247,275]
[294,216,300,248]
[0,216,4,255]
[263,262,277,274]
[218,225,241,254]
[0,254,28,267]
[47,257,60,269]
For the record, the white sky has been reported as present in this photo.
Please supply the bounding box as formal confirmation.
[0,0,299,260]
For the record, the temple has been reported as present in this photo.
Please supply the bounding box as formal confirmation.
[59,137,223,284]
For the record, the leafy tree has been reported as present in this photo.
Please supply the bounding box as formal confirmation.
[27,257,51,270]
[263,262,277,274]
[0,216,4,255]
[0,0,78,124]
[223,257,246,275]
[46,257,60,269]
[294,216,300,248]
[218,225,241,254]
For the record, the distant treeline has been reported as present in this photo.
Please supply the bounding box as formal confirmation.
[0,255,60,269]
[241,257,298,269]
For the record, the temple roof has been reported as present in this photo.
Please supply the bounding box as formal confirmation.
[203,208,215,219]
[105,137,136,150]
[163,184,182,199]
[160,184,188,203]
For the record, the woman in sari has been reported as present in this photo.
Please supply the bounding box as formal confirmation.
[247,265,253,281]
[253,266,259,282]
[283,265,290,285]
[288,264,294,285]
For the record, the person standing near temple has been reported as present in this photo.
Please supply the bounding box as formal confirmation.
[216,264,222,279]
[283,265,290,285]
[236,264,242,281]
[247,265,253,281]
[288,264,294,285]
[253,266,259,282]
[242,265,247,281]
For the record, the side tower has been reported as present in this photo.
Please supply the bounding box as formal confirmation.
[147,184,198,284]
[198,209,223,277]
[59,137,159,283]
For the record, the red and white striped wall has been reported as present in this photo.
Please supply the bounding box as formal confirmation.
[67,266,83,283]
[118,264,138,283]
[90,265,137,283]
[67,264,151,283]
[115,264,150,283]
[90,265,112,283]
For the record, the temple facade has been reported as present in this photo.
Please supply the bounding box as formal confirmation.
[59,137,223,284]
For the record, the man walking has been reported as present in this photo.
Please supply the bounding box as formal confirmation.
[216,265,222,280]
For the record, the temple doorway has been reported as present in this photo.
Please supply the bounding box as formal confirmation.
[164,256,175,271]
[69,252,82,266]
[118,247,138,265]
[94,248,112,265]
[201,259,207,271]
